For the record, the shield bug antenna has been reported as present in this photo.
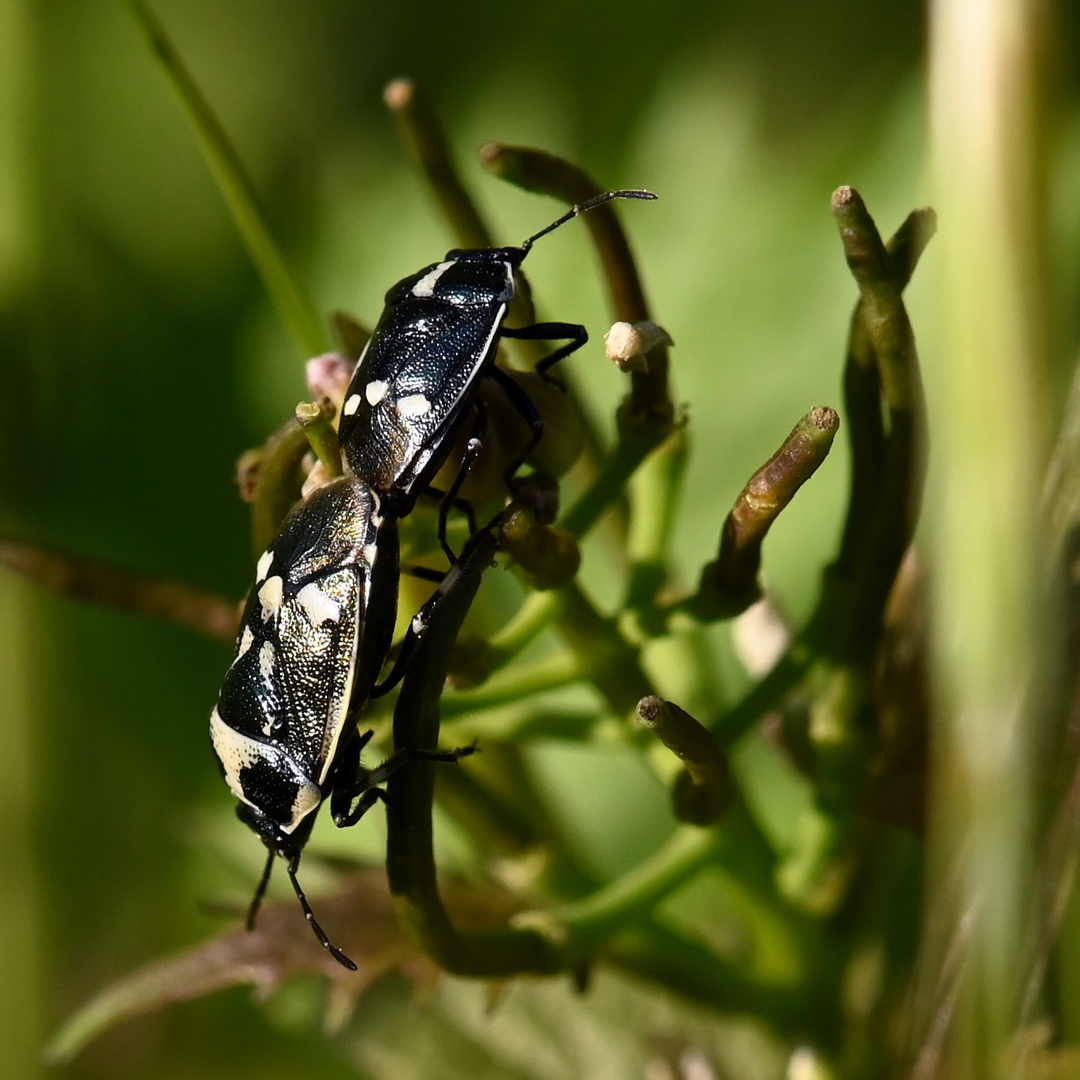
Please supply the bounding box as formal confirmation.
[519,188,657,253]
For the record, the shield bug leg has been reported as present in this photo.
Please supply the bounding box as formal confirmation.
[328,727,391,826]
[285,854,358,970]
[409,740,479,765]
[399,562,446,584]
[486,364,552,490]
[371,519,496,697]
[436,434,485,565]
[500,320,588,387]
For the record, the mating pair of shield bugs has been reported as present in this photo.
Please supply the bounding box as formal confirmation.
[209,189,656,967]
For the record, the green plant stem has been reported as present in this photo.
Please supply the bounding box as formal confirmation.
[123,0,330,358]
[383,79,494,251]
[294,399,342,478]
[470,574,656,723]
[697,406,840,617]
[386,528,563,975]
[839,207,935,576]
[830,188,927,667]
[552,581,655,720]
[250,418,309,557]
[515,826,719,956]
[624,429,688,616]
[482,144,676,543]
[485,590,564,667]
[440,653,584,719]
[712,646,813,747]
[560,407,675,539]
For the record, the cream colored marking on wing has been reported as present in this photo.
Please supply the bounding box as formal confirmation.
[396,393,431,417]
[255,548,274,582]
[209,707,259,801]
[344,393,362,416]
[257,576,284,621]
[365,379,389,406]
[297,581,341,625]
[289,784,323,828]
[411,259,456,298]
[258,640,275,681]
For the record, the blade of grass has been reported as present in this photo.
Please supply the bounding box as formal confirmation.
[122,0,330,357]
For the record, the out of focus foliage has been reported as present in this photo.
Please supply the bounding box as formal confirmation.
[5,2,1080,1080]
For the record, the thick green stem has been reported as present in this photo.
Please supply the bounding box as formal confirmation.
[385,529,562,975]
[250,418,309,558]
[295,399,342,478]
[697,407,839,618]
[383,79,494,252]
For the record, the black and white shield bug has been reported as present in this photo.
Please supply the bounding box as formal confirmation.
[210,474,401,968]
[337,189,657,523]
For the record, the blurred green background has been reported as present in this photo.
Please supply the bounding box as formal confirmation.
[2,1,1079,1078]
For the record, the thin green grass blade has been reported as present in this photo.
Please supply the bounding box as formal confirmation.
[122,0,330,357]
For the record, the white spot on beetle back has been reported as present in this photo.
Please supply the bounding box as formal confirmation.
[259,640,275,680]
[297,581,341,625]
[396,393,431,418]
[236,625,254,660]
[343,393,361,416]
[411,259,456,298]
[365,380,389,406]
[290,783,322,825]
[255,549,274,582]
[258,576,284,621]
[209,707,258,799]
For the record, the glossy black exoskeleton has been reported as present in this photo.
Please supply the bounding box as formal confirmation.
[337,189,657,529]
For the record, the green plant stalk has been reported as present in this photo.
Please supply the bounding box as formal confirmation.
[925,0,1049,1073]
[484,590,565,667]
[385,532,778,977]
[482,144,677,546]
[383,78,494,251]
[440,652,584,720]
[294,400,343,478]
[514,825,719,956]
[711,643,812,747]
[829,187,926,669]
[838,207,935,577]
[123,0,330,358]
[250,417,309,557]
[479,143,671,422]
[773,194,930,899]
[624,429,688,615]
[560,408,674,539]
[459,575,655,725]
[552,580,655,720]
[698,406,840,618]
[386,528,562,975]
